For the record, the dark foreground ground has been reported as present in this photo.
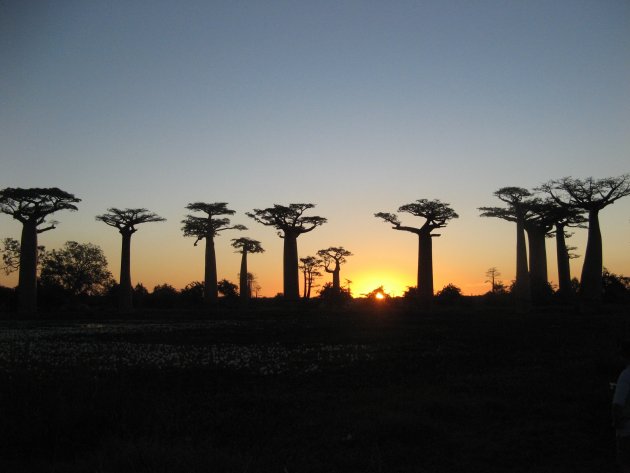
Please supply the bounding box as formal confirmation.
[0,303,628,472]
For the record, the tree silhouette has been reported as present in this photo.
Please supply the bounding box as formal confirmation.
[542,203,586,301]
[539,175,630,304]
[375,199,458,300]
[521,198,558,302]
[317,246,353,292]
[96,208,165,311]
[40,241,114,297]
[485,267,502,294]
[299,256,322,299]
[231,237,264,300]
[247,204,326,301]
[479,187,532,304]
[0,187,80,314]
[182,202,246,306]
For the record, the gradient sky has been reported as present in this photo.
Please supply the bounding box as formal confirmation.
[1,0,629,297]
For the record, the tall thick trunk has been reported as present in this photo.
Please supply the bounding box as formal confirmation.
[526,226,548,303]
[119,232,133,312]
[555,224,572,301]
[332,261,341,291]
[204,235,218,305]
[418,232,434,299]
[18,221,38,315]
[239,251,249,300]
[513,219,531,304]
[580,209,603,304]
[283,234,299,300]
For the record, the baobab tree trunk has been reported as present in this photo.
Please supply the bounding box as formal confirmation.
[204,235,218,305]
[332,268,340,291]
[283,234,299,301]
[18,221,38,315]
[580,209,603,304]
[417,232,434,300]
[526,227,549,303]
[555,224,572,301]
[513,220,531,304]
[119,232,133,312]
[239,251,249,300]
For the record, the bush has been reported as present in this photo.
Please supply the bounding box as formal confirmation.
[435,283,463,305]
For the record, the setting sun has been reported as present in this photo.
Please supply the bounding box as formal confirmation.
[375,292,385,300]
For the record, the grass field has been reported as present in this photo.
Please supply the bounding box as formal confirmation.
[0,302,627,472]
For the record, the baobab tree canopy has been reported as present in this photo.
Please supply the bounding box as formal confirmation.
[539,175,630,211]
[182,202,246,245]
[246,203,327,236]
[0,187,80,226]
[96,208,166,233]
[231,237,264,254]
[376,199,459,235]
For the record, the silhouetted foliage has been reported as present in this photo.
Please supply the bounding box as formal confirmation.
[318,282,352,305]
[376,199,457,300]
[180,281,204,307]
[147,284,179,309]
[132,283,148,308]
[182,203,246,305]
[39,241,114,298]
[363,286,391,301]
[96,208,165,311]
[247,204,326,301]
[539,175,630,304]
[231,237,264,301]
[435,283,463,305]
[602,268,630,303]
[1,237,46,276]
[218,279,239,299]
[0,187,80,314]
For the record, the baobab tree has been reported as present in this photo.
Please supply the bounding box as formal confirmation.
[479,187,532,304]
[539,175,630,303]
[247,204,326,301]
[542,203,586,300]
[231,237,264,300]
[182,202,246,305]
[317,246,353,292]
[521,198,557,302]
[96,208,165,311]
[0,187,80,314]
[299,255,322,299]
[485,267,502,294]
[375,199,458,300]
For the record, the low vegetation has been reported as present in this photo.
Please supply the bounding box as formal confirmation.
[0,304,626,472]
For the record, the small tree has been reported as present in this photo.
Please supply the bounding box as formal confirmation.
[485,267,502,294]
[0,187,81,314]
[539,175,630,304]
[96,208,165,311]
[376,199,458,300]
[299,256,323,299]
[317,246,353,292]
[247,204,326,301]
[218,279,239,299]
[231,237,264,300]
[182,202,246,306]
[1,237,46,276]
[40,241,114,298]
[435,283,463,305]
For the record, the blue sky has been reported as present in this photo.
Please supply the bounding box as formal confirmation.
[1,0,629,295]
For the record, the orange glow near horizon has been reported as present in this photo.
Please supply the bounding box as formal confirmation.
[375,292,385,300]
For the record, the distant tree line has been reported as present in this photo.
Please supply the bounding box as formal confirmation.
[0,173,628,315]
